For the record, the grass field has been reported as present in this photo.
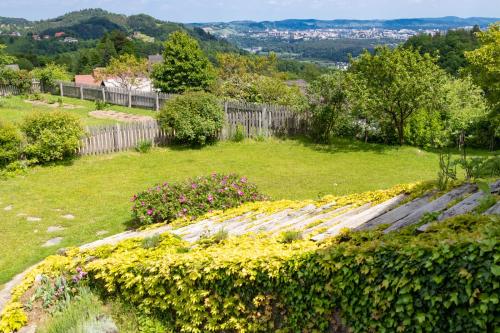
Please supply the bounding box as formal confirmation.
[0,94,156,126]
[1,137,488,284]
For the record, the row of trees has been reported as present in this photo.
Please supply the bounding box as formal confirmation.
[310,23,499,149]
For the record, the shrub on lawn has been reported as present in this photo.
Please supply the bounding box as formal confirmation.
[0,120,23,168]
[0,68,33,93]
[131,173,267,226]
[21,111,84,164]
[157,92,224,146]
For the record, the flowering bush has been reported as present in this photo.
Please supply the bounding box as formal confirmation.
[131,173,267,226]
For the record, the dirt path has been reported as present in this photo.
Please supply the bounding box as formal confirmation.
[89,110,155,123]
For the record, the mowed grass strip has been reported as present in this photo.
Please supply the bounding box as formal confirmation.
[0,138,488,284]
[0,94,156,126]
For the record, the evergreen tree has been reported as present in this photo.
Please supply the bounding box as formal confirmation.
[151,31,214,93]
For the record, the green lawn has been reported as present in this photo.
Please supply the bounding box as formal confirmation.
[0,94,156,126]
[0,135,495,285]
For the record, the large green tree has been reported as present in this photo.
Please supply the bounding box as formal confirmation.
[152,31,215,94]
[308,71,351,142]
[0,44,15,67]
[464,23,500,149]
[349,46,447,145]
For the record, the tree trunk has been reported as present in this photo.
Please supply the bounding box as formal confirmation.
[397,121,404,145]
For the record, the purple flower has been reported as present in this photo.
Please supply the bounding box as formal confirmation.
[141,201,145,206]
[147,209,154,216]
[207,194,214,203]
[238,190,244,196]
[240,177,248,183]
[179,195,187,203]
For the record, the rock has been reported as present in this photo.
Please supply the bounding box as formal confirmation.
[18,325,36,333]
[27,217,42,222]
[42,237,63,247]
[61,214,75,220]
[47,226,65,233]
[4,205,13,211]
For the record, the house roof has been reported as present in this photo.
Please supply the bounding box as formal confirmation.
[74,75,102,86]
[148,54,163,64]
[4,64,20,71]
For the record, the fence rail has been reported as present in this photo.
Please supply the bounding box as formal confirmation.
[1,82,310,156]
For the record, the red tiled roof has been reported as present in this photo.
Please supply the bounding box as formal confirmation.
[74,75,102,86]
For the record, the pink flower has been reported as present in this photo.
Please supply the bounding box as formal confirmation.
[238,190,244,196]
[147,209,154,216]
[207,194,214,203]
[240,177,248,183]
[179,195,187,203]
[130,195,137,202]
[191,183,198,189]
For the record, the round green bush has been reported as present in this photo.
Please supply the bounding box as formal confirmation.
[158,92,224,146]
[0,120,23,168]
[131,173,268,226]
[21,111,84,164]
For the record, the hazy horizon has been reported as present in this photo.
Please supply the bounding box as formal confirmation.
[1,0,499,23]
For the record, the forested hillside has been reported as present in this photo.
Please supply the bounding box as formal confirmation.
[0,9,241,73]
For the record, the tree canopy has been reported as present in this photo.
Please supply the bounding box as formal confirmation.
[151,31,215,94]
[348,46,448,145]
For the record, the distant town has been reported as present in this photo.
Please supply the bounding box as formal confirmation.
[202,26,478,41]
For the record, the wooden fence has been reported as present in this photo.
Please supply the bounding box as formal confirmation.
[1,82,310,155]
[52,82,175,110]
[0,81,40,96]
[79,105,310,156]
[79,121,171,156]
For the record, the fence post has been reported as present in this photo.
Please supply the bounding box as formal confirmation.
[155,93,160,111]
[115,124,122,152]
[80,86,84,100]
[59,82,63,97]
[262,106,269,137]
[128,91,132,108]
[102,88,106,103]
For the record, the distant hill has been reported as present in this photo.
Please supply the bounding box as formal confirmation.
[193,16,499,31]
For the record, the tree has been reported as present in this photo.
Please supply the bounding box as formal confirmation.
[464,23,500,149]
[404,28,480,76]
[213,73,307,110]
[31,63,71,90]
[0,43,15,67]
[151,31,215,93]
[308,71,351,142]
[349,46,447,145]
[444,76,489,147]
[97,54,148,90]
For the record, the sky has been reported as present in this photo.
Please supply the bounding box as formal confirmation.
[1,0,499,22]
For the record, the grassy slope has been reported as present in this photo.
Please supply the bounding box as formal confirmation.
[0,138,480,284]
[0,94,156,126]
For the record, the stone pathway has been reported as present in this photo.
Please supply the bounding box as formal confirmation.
[89,110,154,123]
[42,237,63,247]
[47,226,65,233]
